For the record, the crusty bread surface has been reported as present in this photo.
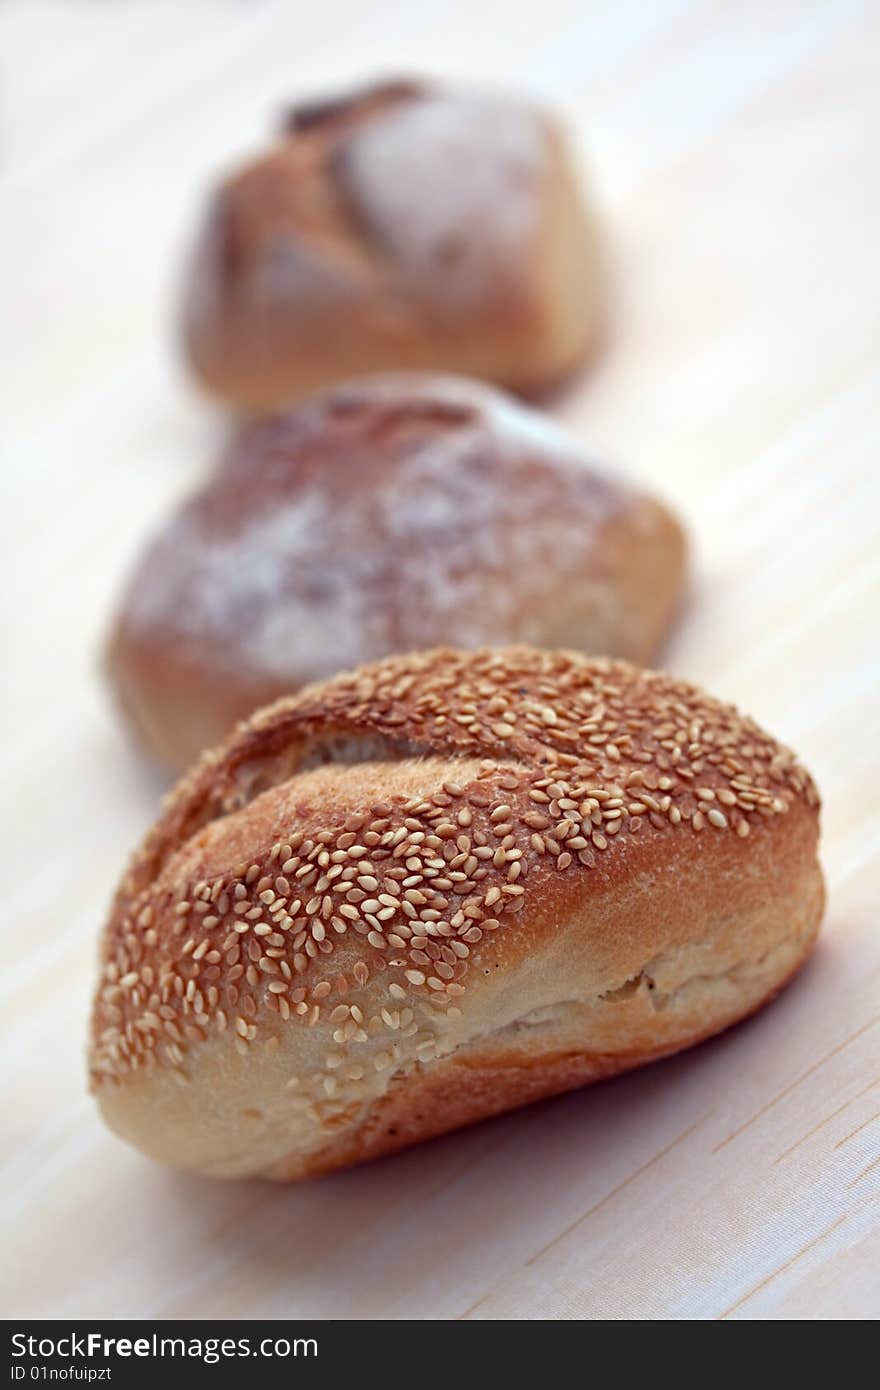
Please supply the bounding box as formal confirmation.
[106,374,687,770]
[182,79,602,408]
[90,648,824,1180]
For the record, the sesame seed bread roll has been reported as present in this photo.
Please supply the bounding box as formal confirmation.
[182,79,601,409]
[106,374,687,770]
[90,648,824,1181]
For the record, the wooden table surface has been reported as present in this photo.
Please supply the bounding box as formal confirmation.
[2,0,878,1321]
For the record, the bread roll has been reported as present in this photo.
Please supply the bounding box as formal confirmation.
[182,80,601,408]
[106,374,686,770]
[90,647,824,1181]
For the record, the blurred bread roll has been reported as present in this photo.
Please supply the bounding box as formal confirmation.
[90,647,824,1180]
[106,375,687,769]
[182,79,601,408]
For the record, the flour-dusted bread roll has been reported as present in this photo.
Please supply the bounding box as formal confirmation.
[182,80,601,408]
[90,647,824,1181]
[106,374,686,770]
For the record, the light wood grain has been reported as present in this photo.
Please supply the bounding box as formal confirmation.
[2,0,878,1321]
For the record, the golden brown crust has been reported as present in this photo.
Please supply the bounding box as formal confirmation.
[267,942,816,1181]
[181,80,601,409]
[90,648,823,1180]
[106,374,687,770]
